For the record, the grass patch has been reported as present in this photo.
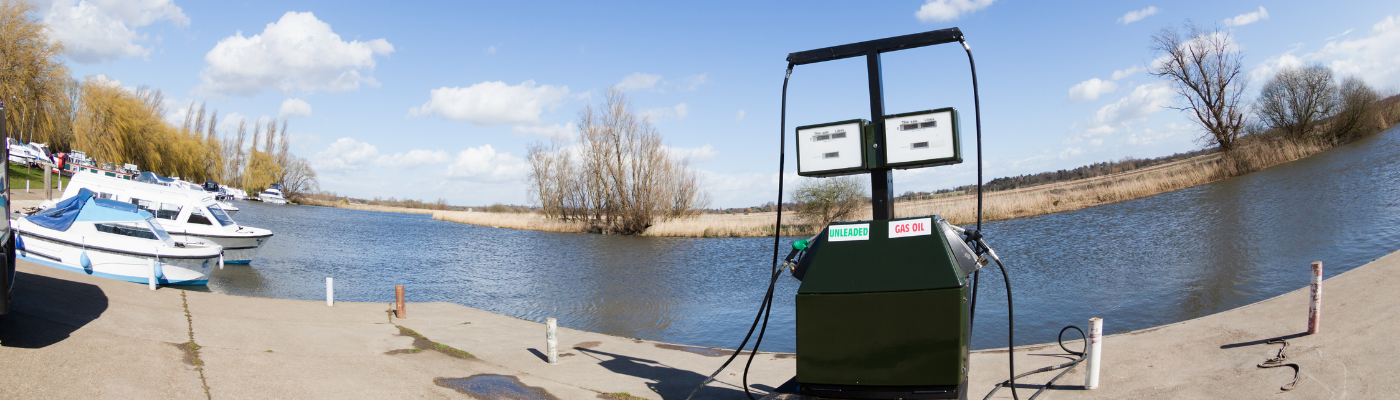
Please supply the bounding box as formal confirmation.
[180,291,212,400]
[598,393,649,400]
[393,325,475,359]
[8,161,70,190]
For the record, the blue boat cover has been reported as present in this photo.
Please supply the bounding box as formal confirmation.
[25,188,152,232]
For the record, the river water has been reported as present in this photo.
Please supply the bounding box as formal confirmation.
[209,127,1400,351]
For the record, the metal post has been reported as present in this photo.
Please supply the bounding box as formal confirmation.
[326,277,334,306]
[26,180,29,193]
[148,258,158,291]
[865,51,894,220]
[1308,261,1322,334]
[395,285,407,319]
[44,166,51,200]
[1085,317,1103,389]
[546,317,559,364]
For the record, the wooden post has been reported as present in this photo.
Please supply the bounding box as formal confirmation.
[546,318,558,364]
[44,167,51,200]
[1308,261,1322,334]
[394,285,406,319]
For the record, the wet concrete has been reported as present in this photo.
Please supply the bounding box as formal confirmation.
[435,374,560,400]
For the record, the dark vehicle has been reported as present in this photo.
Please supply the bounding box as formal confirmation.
[202,180,220,192]
[1,101,16,314]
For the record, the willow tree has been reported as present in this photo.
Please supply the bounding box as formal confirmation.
[0,0,74,148]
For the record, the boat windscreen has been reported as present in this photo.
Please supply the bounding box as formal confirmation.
[146,216,174,245]
[207,204,236,226]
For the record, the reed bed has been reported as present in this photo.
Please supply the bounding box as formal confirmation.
[345,136,1338,237]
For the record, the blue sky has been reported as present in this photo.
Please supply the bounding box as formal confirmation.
[44,0,1400,207]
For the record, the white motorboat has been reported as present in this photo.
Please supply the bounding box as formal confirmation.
[61,172,274,264]
[13,188,223,285]
[7,138,51,165]
[220,185,248,200]
[259,184,288,205]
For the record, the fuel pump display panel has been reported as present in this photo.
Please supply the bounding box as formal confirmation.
[796,119,868,177]
[882,108,962,169]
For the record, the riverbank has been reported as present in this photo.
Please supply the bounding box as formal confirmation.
[3,247,1398,398]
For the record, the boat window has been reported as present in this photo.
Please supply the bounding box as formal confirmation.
[157,203,182,220]
[187,208,213,225]
[146,217,173,244]
[132,198,157,215]
[207,204,236,226]
[95,222,158,240]
[98,192,114,200]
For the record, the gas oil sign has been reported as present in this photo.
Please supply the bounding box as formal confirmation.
[888,218,932,239]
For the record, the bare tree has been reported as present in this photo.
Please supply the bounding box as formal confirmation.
[1255,64,1337,142]
[526,88,708,234]
[1150,23,1248,151]
[1330,75,1381,142]
[793,176,866,228]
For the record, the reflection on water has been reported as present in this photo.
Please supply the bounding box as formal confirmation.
[212,127,1400,351]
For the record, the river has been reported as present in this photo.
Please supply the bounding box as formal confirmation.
[208,126,1400,351]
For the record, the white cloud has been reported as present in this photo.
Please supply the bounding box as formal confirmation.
[313,137,380,173]
[278,98,313,118]
[1089,82,1174,133]
[445,145,527,182]
[485,46,497,54]
[409,80,570,126]
[1325,29,1354,41]
[674,103,690,120]
[1308,15,1400,88]
[1059,148,1083,159]
[42,0,188,64]
[642,103,691,123]
[376,149,451,169]
[664,144,718,163]
[1248,52,1304,84]
[1110,65,1144,80]
[681,74,709,91]
[735,110,746,122]
[198,11,394,96]
[1069,78,1119,102]
[512,122,577,140]
[617,72,663,92]
[1224,6,1269,27]
[1118,6,1159,25]
[915,0,995,22]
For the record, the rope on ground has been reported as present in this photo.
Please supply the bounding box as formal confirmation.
[1258,339,1302,392]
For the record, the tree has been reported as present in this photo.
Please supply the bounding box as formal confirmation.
[1330,75,1381,143]
[1255,64,1338,142]
[1150,23,1248,151]
[793,176,866,229]
[0,0,73,149]
[526,88,709,234]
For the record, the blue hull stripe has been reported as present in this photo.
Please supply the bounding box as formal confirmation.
[19,254,209,286]
[222,260,253,265]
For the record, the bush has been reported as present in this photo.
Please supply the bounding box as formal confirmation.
[792,176,866,229]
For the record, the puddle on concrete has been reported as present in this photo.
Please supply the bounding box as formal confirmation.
[772,353,795,359]
[654,343,731,357]
[573,341,601,349]
[434,375,559,400]
[170,341,200,366]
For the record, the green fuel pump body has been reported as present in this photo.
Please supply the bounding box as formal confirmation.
[795,216,973,399]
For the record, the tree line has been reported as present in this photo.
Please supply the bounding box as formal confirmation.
[0,0,316,200]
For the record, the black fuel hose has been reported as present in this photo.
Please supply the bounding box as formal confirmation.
[684,63,795,400]
[982,325,1088,400]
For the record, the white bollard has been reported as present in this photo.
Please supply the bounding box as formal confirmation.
[58,179,62,192]
[149,258,158,291]
[326,277,334,306]
[1308,261,1323,334]
[546,318,559,364]
[1085,317,1103,390]
[26,180,29,193]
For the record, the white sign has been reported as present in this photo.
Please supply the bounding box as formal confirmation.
[884,109,956,165]
[828,223,870,242]
[889,218,933,239]
[798,121,864,175]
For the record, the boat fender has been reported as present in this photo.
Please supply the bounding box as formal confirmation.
[152,259,164,280]
[218,253,224,269]
[15,232,23,252]
[80,251,92,274]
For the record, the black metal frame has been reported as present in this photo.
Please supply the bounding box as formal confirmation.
[787,28,965,220]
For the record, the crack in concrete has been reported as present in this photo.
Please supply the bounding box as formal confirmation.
[181,291,212,399]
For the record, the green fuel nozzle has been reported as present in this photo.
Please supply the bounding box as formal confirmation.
[792,238,809,251]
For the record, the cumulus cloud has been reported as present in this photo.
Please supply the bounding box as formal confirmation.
[681,74,709,91]
[674,103,690,120]
[1310,15,1400,88]
[1224,6,1269,27]
[512,122,577,140]
[663,144,718,163]
[642,103,691,123]
[915,0,995,22]
[409,80,569,126]
[1069,78,1119,102]
[735,110,746,122]
[377,149,451,169]
[617,72,663,92]
[198,11,394,96]
[1088,82,1174,135]
[313,137,380,173]
[1058,147,1083,159]
[445,145,528,182]
[42,0,189,64]
[1118,6,1159,25]
[278,98,312,118]
[1111,65,1144,80]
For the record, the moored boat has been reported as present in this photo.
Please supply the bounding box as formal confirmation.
[259,184,288,205]
[12,189,222,285]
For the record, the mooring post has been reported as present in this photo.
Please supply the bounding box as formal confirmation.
[395,285,406,319]
[25,180,29,193]
[546,317,559,364]
[148,258,158,291]
[44,167,51,200]
[326,277,334,306]
[1308,261,1322,334]
[1085,317,1103,390]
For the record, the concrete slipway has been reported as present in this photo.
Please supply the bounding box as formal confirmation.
[2,247,1397,399]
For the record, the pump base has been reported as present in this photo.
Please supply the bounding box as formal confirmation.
[798,380,966,400]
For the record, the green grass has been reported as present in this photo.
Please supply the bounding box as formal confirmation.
[600,393,649,400]
[8,161,70,190]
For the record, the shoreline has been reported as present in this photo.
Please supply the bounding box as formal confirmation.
[4,245,1398,398]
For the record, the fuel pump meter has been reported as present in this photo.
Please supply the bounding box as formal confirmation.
[796,119,869,177]
[884,108,962,168]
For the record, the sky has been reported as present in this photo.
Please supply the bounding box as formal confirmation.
[40,0,1400,208]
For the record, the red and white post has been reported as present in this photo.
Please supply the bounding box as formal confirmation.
[1085,317,1103,390]
[1308,261,1322,334]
